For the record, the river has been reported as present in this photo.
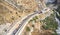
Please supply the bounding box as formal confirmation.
[55,12,60,35]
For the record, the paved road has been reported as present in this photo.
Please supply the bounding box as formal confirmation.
[6,7,51,35]
[14,8,51,35]
[15,11,41,35]
[3,0,49,35]
[10,11,42,35]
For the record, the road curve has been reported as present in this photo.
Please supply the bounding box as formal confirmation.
[7,11,41,35]
[14,8,51,35]
[6,7,52,35]
[15,11,41,35]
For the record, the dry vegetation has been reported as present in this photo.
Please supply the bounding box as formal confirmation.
[21,13,58,35]
[0,0,38,24]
